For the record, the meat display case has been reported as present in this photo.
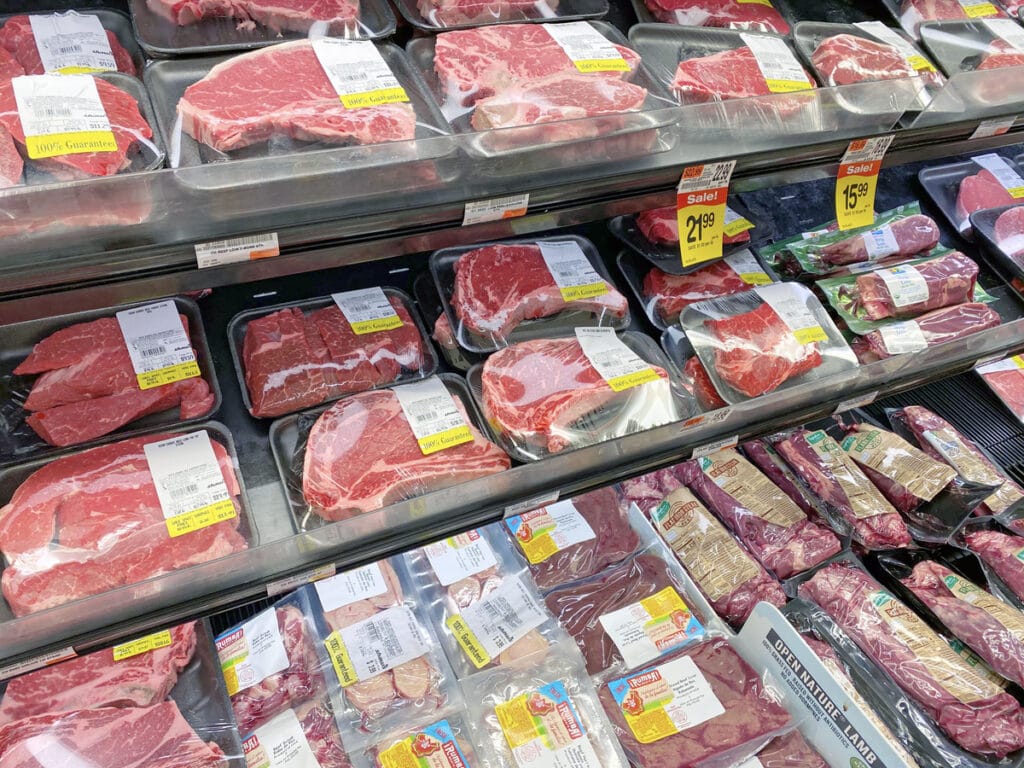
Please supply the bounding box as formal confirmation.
[3,0,1024,677]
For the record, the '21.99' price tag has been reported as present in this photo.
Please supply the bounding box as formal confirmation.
[676,160,736,268]
[835,135,893,230]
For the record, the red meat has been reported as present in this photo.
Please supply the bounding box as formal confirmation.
[671,45,813,104]
[956,170,1018,225]
[819,215,940,266]
[863,303,1001,359]
[966,530,1024,602]
[643,260,751,326]
[636,205,750,246]
[683,356,727,411]
[856,252,979,321]
[812,34,915,86]
[642,0,789,32]
[757,731,827,768]
[0,15,135,76]
[741,438,821,519]
[995,206,1024,261]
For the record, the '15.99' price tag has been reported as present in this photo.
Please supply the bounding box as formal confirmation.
[835,135,893,230]
[676,160,736,268]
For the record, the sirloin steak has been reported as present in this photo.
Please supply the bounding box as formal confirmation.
[671,44,815,111]
[302,388,509,521]
[146,0,359,32]
[178,40,416,153]
[812,34,915,86]
[451,243,628,340]
[641,0,789,33]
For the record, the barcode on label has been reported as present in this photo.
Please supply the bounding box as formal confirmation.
[171,483,200,498]
[39,105,73,119]
[58,45,83,55]
[140,345,167,358]
[414,411,439,424]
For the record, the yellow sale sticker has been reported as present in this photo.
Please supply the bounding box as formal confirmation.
[794,326,828,345]
[138,359,202,391]
[676,164,731,268]
[836,136,892,230]
[165,499,236,538]
[112,630,173,661]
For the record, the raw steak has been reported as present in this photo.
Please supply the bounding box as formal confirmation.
[480,336,674,454]
[0,124,22,187]
[0,47,23,81]
[966,530,1024,601]
[980,362,1024,421]
[956,170,1018,226]
[0,75,151,179]
[416,0,549,26]
[775,429,912,549]
[671,45,814,105]
[600,639,791,768]
[863,302,1001,358]
[14,314,215,447]
[225,606,325,734]
[178,40,416,153]
[302,388,509,521]
[683,356,726,410]
[0,15,136,77]
[679,449,840,578]
[0,701,226,768]
[450,243,628,339]
[995,206,1024,260]
[800,562,1024,758]
[290,699,351,768]
[891,405,1024,518]
[901,0,1006,38]
[544,553,704,673]
[0,622,197,725]
[510,486,640,590]
[146,0,360,33]
[903,560,1024,688]
[812,34,916,86]
[641,0,789,33]
[703,301,822,398]
[242,300,426,418]
[0,432,247,616]
[756,731,828,768]
[819,215,940,266]
[741,438,821,520]
[626,479,786,628]
[855,251,979,320]
[643,260,751,325]
[979,40,1024,70]
[636,205,751,246]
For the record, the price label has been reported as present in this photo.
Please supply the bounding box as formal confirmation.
[393,377,473,455]
[959,0,1000,17]
[575,327,660,392]
[195,233,279,268]
[29,12,117,75]
[740,33,814,93]
[836,135,893,230]
[544,21,629,73]
[116,300,200,390]
[333,287,403,334]
[692,435,739,459]
[312,38,408,109]
[112,630,173,661]
[12,74,116,159]
[723,205,754,238]
[0,647,77,682]
[463,193,529,225]
[538,240,607,302]
[833,390,879,415]
[855,22,936,72]
[971,116,1017,139]
[983,20,1024,52]
[972,153,1024,199]
[682,406,732,428]
[676,160,736,268]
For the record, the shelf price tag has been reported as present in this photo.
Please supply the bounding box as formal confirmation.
[971,117,1017,139]
[0,647,77,682]
[393,376,474,455]
[112,630,173,661]
[116,300,200,390]
[195,233,280,268]
[463,193,529,226]
[835,135,893,231]
[676,160,735,268]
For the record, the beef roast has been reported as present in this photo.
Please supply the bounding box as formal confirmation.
[801,562,1024,758]
[642,0,789,33]
[450,243,628,339]
[966,530,1024,602]
[863,302,1001,359]
[642,260,752,326]
[302,388,509,521]
[811,34,915,86]
[178,41,415,153]
[995,206,1024,261]
[0,622,197,725]
[818,215,940,266]
[679,450,840,579]
[146,0,359,33]
[855,251,979,321]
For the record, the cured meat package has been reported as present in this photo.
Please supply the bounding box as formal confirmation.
[405,526,568,678]
[358,711,481,768]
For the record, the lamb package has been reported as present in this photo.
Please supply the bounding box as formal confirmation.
[469,329,690,461]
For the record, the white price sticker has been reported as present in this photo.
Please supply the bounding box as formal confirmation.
[12,74,115,159]
[692,435,739,459]
[326,606,429,685]
[833,390,879,415]
[393,376,474,455]
[855,21,935,71]
[740,33,812,92]
[840,135,894,165]
[971,117,1017,139]
[724,249,772,286]
[449,575,547,666]
[266,564,336,598]
[311,38,408,109]
[538,240,607,302]
[575,327,660,392]
[876,264,929,307]
[983,19,1024,51]
[543,21,629,73]
[243,709,319,768]
[756,284,827,345]
[683,406,733,429]
[195,233,280,268]
[462,193,529,226]
[315,563,389,612]
[677,160,735,196]
[860,224,900,259]
[878,320,929,355]
[29,12,116,74]
[973,153,1024,198]
[116,300,199,390]
[216,608,289,697]
[144,431,236,538]
[425,530,498,586]
[333,287,402,335]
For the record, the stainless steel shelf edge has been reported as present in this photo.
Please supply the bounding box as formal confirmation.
[1,313,1021,667]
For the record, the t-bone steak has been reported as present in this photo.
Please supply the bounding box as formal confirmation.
[811,34,915,86]
[178,40,416,153]
[641,0,789,33]
[146,0,359,33]
[855,251,979,320]
[301,388,509,521]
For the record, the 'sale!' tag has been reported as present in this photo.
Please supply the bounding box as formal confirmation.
[676,160,736,268]
[835,136,893,230]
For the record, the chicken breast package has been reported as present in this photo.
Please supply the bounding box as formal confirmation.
[600,638,792,768]
[462,651,629,768]
[404,526,568,678]
[681,282,858,403]
[357,711,480,768]
[504,486,642,591]
[311,556,458,735]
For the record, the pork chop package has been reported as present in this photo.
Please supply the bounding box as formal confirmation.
[977,357,1024,424]
[600,638,792,768]
[227,288,436,419]
[859,302,1002,361]
[919,154,1024,237]
[622,469,788,628]
[799,560,1024,758]
[677,449,843,579]
[355,710,480,768]
[503,486,642,591]
[461,650,630,768]
[274,374,509,527]
[772,428,914,549]
[0,424,253,617]
[3,296,219,454]
[429,236,631,353]
[469,329,691,461]
[680,282,858,402]
[404,526,569,678]
[312,556,459,736]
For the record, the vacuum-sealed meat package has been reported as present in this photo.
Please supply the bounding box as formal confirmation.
[755,730,828,768]
[966,529,1024,602]
[862,302,1002,359]
[682,356,728,411]
[741,438,823,521]
[849,251,980,321]
[678,449,841,579]
[978,357,1024,423]
[361,713,479,768]
[800,561,1024,758]
[600,639,791,768]
[241,700,352,768]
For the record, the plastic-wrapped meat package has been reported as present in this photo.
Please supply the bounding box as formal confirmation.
[900,0,1006,38]
[648,484,787,628]
[671,45,814,108]
[678,450,841,579]
[0,701,227,768]
[839,423,957,514]
[636,205,751,247]
[785,214,940,271]
[240,297,428,418]
[811,34,916,86]
[241,701,351,768]
[755,730,828,768]
[0,622,197,725]
[775,429,912,549]
[978,357,1024,421]
[956,170,1018,226]
[863,303,1002,359]
[505,487,640,590]
[13,312,215,447]
[966,530,1024,601]
[462,653,629,768]
[643,0,790,33]
[683,356,727,411]
[889,405,1024,520]
[0,431,249,617]
[994,207,1024,260]
[642,260,755,326]
[363,714,479,767]
[853,252,979,321]
[800,562,1024,758]
[216,598,325,735]
[741,438,822,521]
[0,14,136,77]
[902,560,1024,688]
[544,552,708,675]
[600,639,791,768]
